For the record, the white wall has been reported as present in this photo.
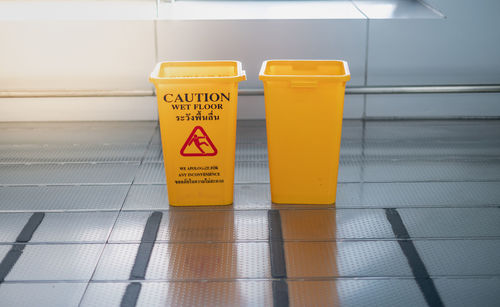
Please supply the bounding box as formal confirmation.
[363,0,500,118]
[0,0,499,121]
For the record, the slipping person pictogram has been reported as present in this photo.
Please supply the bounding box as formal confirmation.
[189,134,209,154]
[180,126,218,156]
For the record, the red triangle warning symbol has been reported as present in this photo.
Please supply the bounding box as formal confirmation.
[180,126,218,157]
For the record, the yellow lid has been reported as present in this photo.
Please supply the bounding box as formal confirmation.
[259,60,350,82]
[150,61,246,84]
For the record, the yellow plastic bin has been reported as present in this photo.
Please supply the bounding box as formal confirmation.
[259,60,350,204]
[149,61,246,206]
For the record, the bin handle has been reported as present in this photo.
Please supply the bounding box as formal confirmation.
[290,80,318,88]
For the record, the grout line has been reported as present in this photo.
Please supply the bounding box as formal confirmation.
[3,237,500,246]
[2,275,500,285]
[7,152,500,166]
[3,274,500,285]
[2,204,499,214]
[12,177,500,188]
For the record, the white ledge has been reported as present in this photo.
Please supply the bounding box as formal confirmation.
[0,0,442,21]
[0,0,156,20]
[158,1,365,20]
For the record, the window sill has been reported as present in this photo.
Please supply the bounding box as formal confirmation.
[0,0,443,21]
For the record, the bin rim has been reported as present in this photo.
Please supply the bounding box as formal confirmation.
[150,60,246,83]
[259,60,350,82]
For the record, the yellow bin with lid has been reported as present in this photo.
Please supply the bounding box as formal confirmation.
[259,60,350,204]
[150,61,246,206]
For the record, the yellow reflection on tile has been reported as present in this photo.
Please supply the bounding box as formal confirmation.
[285,242,339,278]
[281,210,337,240]
[289,281,340,307]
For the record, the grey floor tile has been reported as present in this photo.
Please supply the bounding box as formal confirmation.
[236,143,268,161]
[0,185,130,212]
[0,283,87,307]
[335,183,365,206]
[108,212,151,242]
[109,210,268,243]
[134,163,165,184]
[0,163,139,186]
[235,161,269,183]
[237,160,362,183]
[282,180,500,208]
[365,120,500,141]
[5,244,104,281]
[93,244,139,281]
[340,140,363,156]
[0,144,147,164]
[400,208,500,238]
[122,181,500,210]
[233,184,272,209]
[415,240,500,276]
[337,161,363,183]
[122,185,169,210]
[340,120,364,140]
[435,278,500,307]
[81,281,273,307]
[285,241,412,278]
[0,213,31,243]
[138,281,273,307]
[150,128,161,145]
[289,279,427,307]
[80,282,128,307]
[0,122,156,145]
[363,160,500,182]
[280,209,394,240]
[335,182,500,207]
[146,242,270,280]
[2,119,500,306]
[236,122,267,144]
[94,243,271,281]
[143,145,163,162]
[363,140,500,159]
[30,212,118,243]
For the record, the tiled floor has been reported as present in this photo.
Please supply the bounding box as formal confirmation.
[0,120,500,307]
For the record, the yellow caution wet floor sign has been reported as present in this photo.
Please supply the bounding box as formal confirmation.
[150,61,246,206]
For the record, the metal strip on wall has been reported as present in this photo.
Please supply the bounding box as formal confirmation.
[2,85,500,98]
